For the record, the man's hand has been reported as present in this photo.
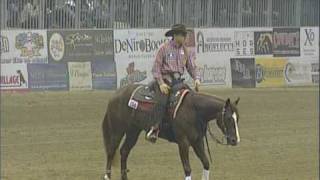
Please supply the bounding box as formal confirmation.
[159,83,170,95]
[194,79,201,92]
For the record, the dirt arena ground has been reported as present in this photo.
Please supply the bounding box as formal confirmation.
[1,87,318,180]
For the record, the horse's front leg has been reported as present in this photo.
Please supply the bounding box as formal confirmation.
[120,126,141,180]
[191,139,210,180]
[178,139,192,180]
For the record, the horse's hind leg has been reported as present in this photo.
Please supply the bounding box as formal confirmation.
[191,139,210,180]
[120,126,141,180]
[102,115,125,180]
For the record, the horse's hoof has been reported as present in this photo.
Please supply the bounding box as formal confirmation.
[103,174,110,180]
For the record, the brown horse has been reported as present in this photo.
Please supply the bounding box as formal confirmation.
[102,84,240,180]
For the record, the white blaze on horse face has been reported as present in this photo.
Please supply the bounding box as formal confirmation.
[232,112,240,143]
[185,176,192,180]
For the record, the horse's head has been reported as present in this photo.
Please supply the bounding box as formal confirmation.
[216,98,240,146]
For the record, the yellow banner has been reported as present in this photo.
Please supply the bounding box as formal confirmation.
[255,58,288,87]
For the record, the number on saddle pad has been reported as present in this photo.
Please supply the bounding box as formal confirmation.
[128,99,139,109]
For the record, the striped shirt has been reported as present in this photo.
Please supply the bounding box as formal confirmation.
[152,40,200,81]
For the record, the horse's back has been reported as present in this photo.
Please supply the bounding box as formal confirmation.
[108,84,141,105]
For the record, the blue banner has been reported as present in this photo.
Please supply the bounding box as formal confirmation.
[28,64,68,90]
[91,58,116,90]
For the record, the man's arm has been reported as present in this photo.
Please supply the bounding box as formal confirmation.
[152,44,166,84]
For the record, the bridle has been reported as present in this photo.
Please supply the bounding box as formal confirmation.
[207,107,228,145]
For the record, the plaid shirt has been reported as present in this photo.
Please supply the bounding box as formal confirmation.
[152,40,200,81]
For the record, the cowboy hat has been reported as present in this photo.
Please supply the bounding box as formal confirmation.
[165,24,191,37]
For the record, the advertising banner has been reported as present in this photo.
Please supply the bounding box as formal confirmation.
[284,58,313,86]
[234,31,254,57]
[68,62,92,90]
[193,28,234,87]
[91,58,117,90]
[48,29,114,62]
[28,64,68,90]
[195,28,234,57]
[230,58,256,88]
[300,27,319,58]
[1,63,28,90]
[255,58,288,87]
[273,28,300,57]
[184,59,232,88]
[113,29,169,88]
[254,31,273,55]
[1,30,48,64]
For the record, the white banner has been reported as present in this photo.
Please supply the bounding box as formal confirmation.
[300,27,319,58]
[1,30,48,64]
[194,28,233,87]
[113,29,169,88]
[284,58,313,86]
[68,62,92,90]
[184,59,232,87]
[0,64,28,90]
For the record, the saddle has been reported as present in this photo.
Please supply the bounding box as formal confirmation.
[128,84,191,120]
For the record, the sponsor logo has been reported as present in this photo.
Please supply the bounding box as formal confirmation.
[234,31,254,56]
[49,33,65,61]
[65,33,92,50]
[256,64,284,83]
[69,64,91,78]
[232,60,252,80]
[196,31,234,53]
[199,65,227,84]
[273,32,299,49]
[284,63,310,82]
[0,70,27,87]
[0,35,9,53]
[15,32,44,58]
[114,38,167,53]
[255,32,272,54]
[304,29,315,46]
[120,62,147,87]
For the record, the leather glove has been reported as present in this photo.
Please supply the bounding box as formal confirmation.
[159,83,170,95]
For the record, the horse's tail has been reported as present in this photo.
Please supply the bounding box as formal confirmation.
[102,110,120,167]
[102,111,111,157]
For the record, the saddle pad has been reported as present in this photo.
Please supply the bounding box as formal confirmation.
[128,85,156,112]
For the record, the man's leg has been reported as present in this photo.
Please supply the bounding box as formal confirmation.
[146,82,168,143]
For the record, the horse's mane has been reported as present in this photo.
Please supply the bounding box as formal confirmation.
[195,92,226,105]
[190,92,238,114]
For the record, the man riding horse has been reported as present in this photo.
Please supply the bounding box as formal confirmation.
[146,24,201,142]
[102,24,241,180]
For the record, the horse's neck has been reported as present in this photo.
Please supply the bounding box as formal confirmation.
[192,93,225,121]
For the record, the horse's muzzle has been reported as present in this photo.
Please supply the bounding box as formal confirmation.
[227,137,238,146]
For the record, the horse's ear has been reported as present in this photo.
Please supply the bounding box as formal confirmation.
[225,98,231,107]
[235,97,240,105]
